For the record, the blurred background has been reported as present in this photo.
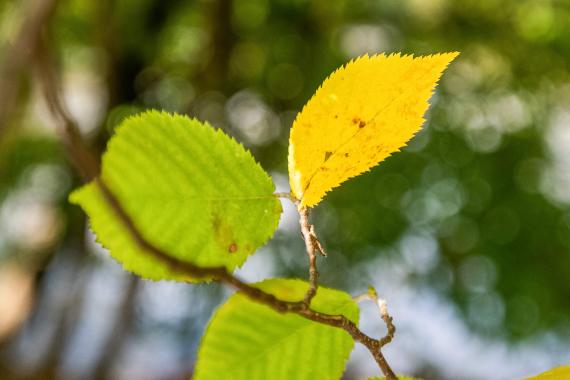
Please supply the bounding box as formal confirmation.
[0,0,569,379]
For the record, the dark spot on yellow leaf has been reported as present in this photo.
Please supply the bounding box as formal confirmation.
[324,151,332,161]
[351,117,366,128]
[334,115,338,119]
[228,243,238,253]
[344,153,349,158]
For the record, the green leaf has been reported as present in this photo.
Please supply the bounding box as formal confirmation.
[194,278,359,380]
[70,110,281,281]
[527,365,570,379]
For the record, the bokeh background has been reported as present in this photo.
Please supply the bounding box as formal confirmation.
[0,0,569,379]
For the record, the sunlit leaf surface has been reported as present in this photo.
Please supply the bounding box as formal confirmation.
[194,278,359,380]
[288,53,459,207]
[71,111,281,281]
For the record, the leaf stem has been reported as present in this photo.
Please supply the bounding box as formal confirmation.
[274,192,295,200]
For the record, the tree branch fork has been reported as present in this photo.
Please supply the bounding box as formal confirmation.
[36,42,397,380]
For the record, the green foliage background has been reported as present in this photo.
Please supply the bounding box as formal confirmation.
[0,0,568,379]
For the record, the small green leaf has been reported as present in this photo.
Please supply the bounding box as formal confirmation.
[70,111,281,281]
[527,365,570,379]
[194,278,359,380]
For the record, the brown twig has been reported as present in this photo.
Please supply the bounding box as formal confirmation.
[35,40,397,380]
[298,207,326,309]
[378,298,396,347]
[354,286,397,348]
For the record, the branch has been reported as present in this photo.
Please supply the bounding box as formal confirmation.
[35,40,397,380]
[298,206,326,308]
[0,0,60,138]
[354,286,396,348]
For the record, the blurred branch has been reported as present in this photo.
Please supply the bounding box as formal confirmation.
[40,248,91,380]
[36,42,100,181]
[35,37,398,380]
[0,223,93,380]
[201,0,234,91]
[93,275,140,380]
[0,0,60,138]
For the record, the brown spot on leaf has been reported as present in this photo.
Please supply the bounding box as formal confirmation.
[212,211,236,254]
[352,117,366,128]
[324,151,332,161]
[344,153,349,158]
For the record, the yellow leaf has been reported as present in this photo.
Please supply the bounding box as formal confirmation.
[527,365,570,380]
[288,52,459,207]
